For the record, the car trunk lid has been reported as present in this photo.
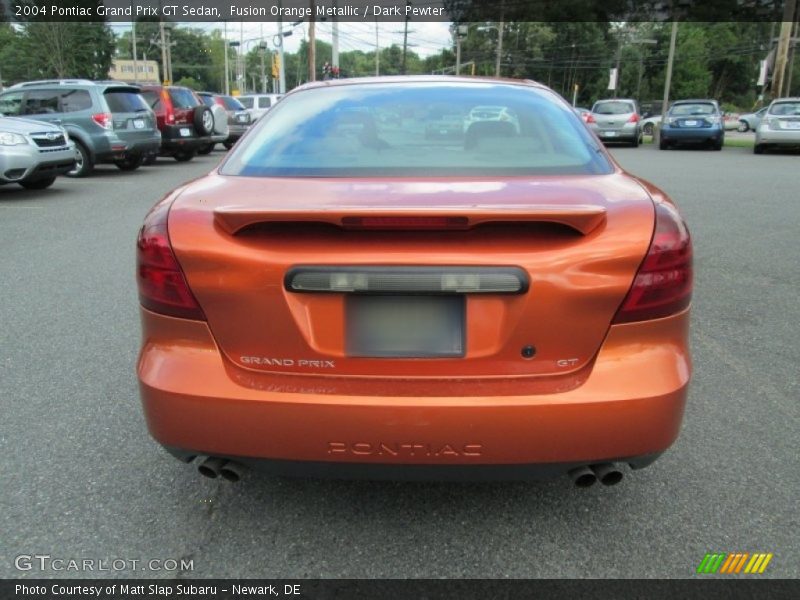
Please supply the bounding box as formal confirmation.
[167,174,655,381]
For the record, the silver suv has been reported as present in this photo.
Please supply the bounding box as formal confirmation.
[0,80,161,177]
[0,116,75,189]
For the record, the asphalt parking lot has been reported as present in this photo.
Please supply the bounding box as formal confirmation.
[1,144,797,579]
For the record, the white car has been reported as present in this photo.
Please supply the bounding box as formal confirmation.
[0,116,75,189]
[237,94,283,122]
[463,105,521,134]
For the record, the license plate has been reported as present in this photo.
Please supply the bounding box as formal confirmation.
[133,119,145,129]
[603,131,617,137]
[346,296,465,358]
[237,114,248,123]
[179,128,191,137]
[684,120,698,126]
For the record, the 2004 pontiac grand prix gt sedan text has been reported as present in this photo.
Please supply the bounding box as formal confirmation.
[136,77,692,487]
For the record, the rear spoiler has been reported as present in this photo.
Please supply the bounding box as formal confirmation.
[213,205,607,236]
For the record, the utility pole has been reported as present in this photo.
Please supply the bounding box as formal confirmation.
[659,22,679,134]
[131,20,139,83]
[495,1,504,77]
[308,0,316,82]
[454,24,468,76]
[772,0,798,97]
[401,2,410,74]
[375,19,380,76]
[223,22,230,95]
[165,25,173,84]
[159,21,168,84]
[332,7,339,71]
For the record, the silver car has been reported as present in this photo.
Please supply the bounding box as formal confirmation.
[0,116,75,189]
[588,99,642,146]
[754,98,800,154]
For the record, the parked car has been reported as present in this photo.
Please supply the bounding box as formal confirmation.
[573,106,592,123]
[640,114,661,136]
[198,92,252,151]
[196,92,230,154]
[237,93,283,122]
[136,76,692,486]
[0,79,161,176]
[659,99,724,150]
[424,113,464,140]
[0,115,75,189]
[738,107,768,132]
[722,112,741,131]
[587,99,642,147]
[138,85,215,162]
[754,97,800,154]
[463,105,521,134]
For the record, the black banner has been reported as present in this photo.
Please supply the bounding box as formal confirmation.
[3,579,800,600]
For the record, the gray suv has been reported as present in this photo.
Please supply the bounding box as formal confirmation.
[0,80,161,177]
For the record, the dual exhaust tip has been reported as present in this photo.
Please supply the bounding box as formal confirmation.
[196,457,621,486]
[197,457,245,482]
[568,463,623,488]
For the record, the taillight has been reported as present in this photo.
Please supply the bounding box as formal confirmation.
[612,202,692,324]
[628,113,640,123]
[585,113,596,124]
[161,89,175,125]
[92,112,112,129]
[136,197,205,320]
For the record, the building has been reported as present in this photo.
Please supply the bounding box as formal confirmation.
[109,59,160,85]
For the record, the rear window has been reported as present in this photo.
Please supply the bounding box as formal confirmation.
[768,101,800,116]
[104,90,149,113]
[221,83,612,178]
[670,103,716,116]
[220,96,245,111]
[238,97,254,109]
[199,95,215,107]
[592,101,635,115]
[167,88,199,109]
[257,97,272,109]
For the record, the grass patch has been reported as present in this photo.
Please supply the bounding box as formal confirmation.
[724,137,755,148]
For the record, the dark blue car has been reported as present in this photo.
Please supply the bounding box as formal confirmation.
[659,99,724,151]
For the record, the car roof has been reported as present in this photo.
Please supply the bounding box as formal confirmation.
[291,75,548,94]
[673,99,718,104]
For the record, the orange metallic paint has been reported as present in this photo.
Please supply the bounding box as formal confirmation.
[137,77,691,472]
[138,307,689,465]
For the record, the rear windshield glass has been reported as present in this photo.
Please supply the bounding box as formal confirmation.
[238,97,254,108]
[220,96,245,111]
[768,101,800,116]
[670,103,716,116]
[592,101,635,115]
[199,95,215,107]
[104,91,149,113]
[221,83,612,177]
[168,88,199,109]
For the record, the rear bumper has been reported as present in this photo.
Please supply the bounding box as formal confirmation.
[661,127,723,143]
[159,125,210,154]
[138,308,691,476]
[755,128,800,146]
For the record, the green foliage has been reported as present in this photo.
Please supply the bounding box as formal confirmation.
[1,22,114,82]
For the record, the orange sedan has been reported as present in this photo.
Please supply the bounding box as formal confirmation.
[136,77,692,486]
